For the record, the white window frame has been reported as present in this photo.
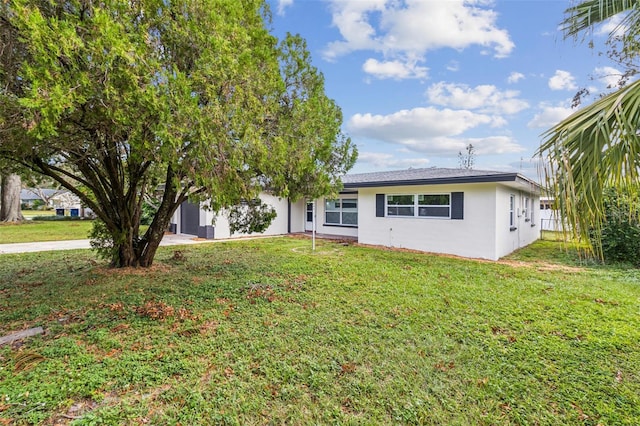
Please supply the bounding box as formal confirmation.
[386,194,415,217]
[386,193,451,219]
[325,197,358,226]
[418,194,451,218]
[509,194,516,229]
[529,197,535,226]
[306,201,314,223]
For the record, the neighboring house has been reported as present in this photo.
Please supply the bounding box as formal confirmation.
[20,188,63,208]
[539,197,562,231]
[20,188,93,217]
[169,168,541,261]
[52,192,83,209]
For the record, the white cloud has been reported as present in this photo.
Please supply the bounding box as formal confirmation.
[507,157,546,173]
[507,72,525,84]
[323,1,385,60]
[595,14,625,37]
[489,115,508,128]
[527,103,574,129]
[462,136,526,155]
[426,82,529,115]
[323,0,514,65]
[362,58,428,80]
[548,70,577,91]
[276,0,294,15]
[347,107,524,155]
[446,61,460,72]
[357,152,431,169]
[594,66,623,89]
[349,107,491,140]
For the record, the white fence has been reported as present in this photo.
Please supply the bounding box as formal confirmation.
[539,209,562,231]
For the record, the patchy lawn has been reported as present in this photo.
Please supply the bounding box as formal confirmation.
[0,220,94,244]
[21,210,56,219]
[1,237,639,424]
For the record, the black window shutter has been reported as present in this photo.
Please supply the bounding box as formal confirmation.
[451,192,464,219]
[376,194,385,217]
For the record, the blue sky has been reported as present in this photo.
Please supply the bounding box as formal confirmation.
[267,0,627,181]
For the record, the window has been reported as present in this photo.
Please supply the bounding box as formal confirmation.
[509,194,516,229]
[524,197,530,221]
[325,198,357,226]
[418,194,450,218]
[307,201,313,222]
[306,202,313,222]
[387,194,450,218]
[387,195,414,216]
[529,197,535,226]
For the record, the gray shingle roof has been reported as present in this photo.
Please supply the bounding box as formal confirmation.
[342,167,539,189]
[20,188,68,200]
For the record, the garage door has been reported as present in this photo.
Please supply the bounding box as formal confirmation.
[180,201,199,236]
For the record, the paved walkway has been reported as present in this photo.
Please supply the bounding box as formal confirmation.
[0,232,354,255]
[0,233,218,254]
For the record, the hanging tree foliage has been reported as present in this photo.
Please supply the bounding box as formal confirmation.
[537,0,640,260]
[0,0,356,267]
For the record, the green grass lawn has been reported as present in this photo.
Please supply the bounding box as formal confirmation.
[0,219,94,244]
[1,237,639,424]
[21,210,56,218]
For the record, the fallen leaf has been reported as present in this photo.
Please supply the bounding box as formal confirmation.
[224,366,234,378]
[434,361,455,372]
[110,323,130,332]
[571,403,589,421]
[340,362,356,375]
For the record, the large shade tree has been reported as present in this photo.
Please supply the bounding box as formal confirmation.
[0,0,356,267]
[537,0,640,258]
[0,171,24,222]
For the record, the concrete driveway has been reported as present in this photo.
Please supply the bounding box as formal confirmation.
[0,233,218,254]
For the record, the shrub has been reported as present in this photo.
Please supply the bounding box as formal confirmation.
[591,188,640,266]
[89,219,118,262]
[31,215,89,221]
[140,202,157,226]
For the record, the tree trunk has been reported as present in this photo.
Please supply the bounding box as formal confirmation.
[1,174,24,222]
[110,211,171,268]
[109,186,181,268]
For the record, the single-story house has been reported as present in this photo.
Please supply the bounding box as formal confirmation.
[20,188,83,209]
[20,188,93,217]
[169,168,541,261]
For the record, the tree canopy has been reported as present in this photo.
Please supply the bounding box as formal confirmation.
[537,0,640,259]
[0,0,356,267]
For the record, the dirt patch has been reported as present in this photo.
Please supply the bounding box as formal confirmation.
[353,243,587,273]
[290,246,343,255]
[497,259,585,273]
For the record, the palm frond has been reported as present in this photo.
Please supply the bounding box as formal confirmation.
[538,78,640,257]
[561,0,639,37]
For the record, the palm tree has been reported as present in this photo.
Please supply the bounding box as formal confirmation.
[537,0,640,258]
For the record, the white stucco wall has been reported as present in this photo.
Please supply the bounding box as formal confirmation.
[494,186,541,259]
[289,199,306,233]
[357,184,499,260]
[211,193,290,239]
[170,193,294,239]
[356,183,540,260]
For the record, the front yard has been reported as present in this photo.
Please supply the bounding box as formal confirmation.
[0,237,638,424]
[0,219,93,244]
